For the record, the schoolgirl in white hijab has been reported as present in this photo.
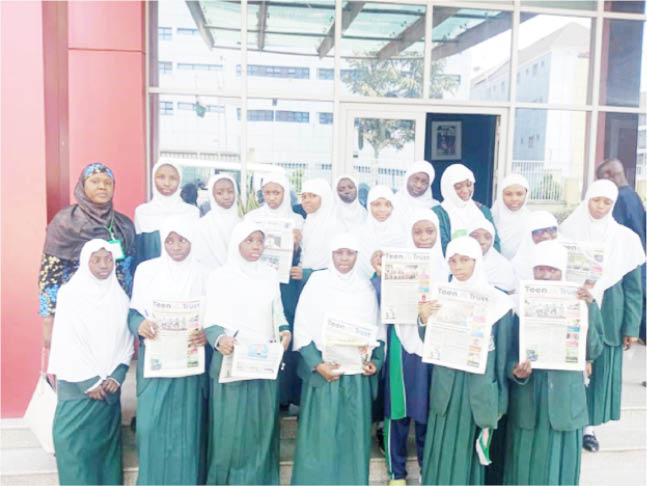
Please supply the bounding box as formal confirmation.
[355,185,407,278]
[560,179,645,305]
[128,216,208,485]
[393,160,439,216]
[417,235,513,485]
[193,174,241,271]
[245,173,305,229]
[511,210,559,285]
[202,221,290,485]
[491,174,532,260]
[333,174,367,231]
[467,218,516,293]
[134,160,200,234]
[49,239,133,485]
[49,238,133,388]
[439,163,496,242]
[299,178,345,271]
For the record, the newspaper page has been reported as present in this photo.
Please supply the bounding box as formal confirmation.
[230,342,284,379]
[249,217,295,284]
[421,285,491,374]
[321,315,378,375]
[381,248,434,325]
[519,281,588,371]
[143,299,205,378]
[562,240,605,289]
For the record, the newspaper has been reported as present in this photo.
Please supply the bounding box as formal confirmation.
[249,217,295,284]
[421,285,491,374]
[381,248,434,325]
[143,299,205,378]
[519,281,588,371]
[322,315,378,375]
[562,240,604,289]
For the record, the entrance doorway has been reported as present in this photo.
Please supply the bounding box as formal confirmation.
[338,103,504,206]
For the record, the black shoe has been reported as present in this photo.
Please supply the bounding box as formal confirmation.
[376,427,385,455]
[583,433,599,452]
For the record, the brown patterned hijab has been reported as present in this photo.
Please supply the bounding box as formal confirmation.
[43,163,135,261]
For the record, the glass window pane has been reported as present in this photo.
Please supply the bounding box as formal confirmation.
[521,1,596,10]
[513,109,587,208]
[246,99,333,194]
[517,15,592,104]
[595,112,642,189]
[340,2,426,98]
[150,1,240,91]
[245,1,335,99]
[604,1,646,14]
[431,8,512,101]
[600,19,645,107]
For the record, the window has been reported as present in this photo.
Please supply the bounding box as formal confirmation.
[276,111,310,123]
[528,135,535,148]
[532,64,538,76]
[177,63,222,71]
[239,64,310,79]
[236,109,274,121]
[318,68,334,80]
[177,102,196,111]
[177,27,198,36]
[159,61,172,75]
[160,101,173,115]
[639,114,646,125]
[158,26,172,41]
[319,112,333,124]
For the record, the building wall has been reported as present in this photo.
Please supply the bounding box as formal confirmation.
[0,0,146,418]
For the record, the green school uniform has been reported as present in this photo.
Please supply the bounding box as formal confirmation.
[128,310,208,485]
[419,311,514,485]
[53,364,128,485]
[587,266,643,424]
[433,204,501,254]
[504,302,604,485]
[290,342,385,485]
[134,231,161,269]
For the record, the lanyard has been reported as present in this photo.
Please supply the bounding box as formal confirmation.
[104,213,116,240]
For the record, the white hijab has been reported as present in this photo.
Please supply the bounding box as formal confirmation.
[333,174,367,231]
[393,161,439,217]
[491,174,532,260]
[293,233,383,351]
[533,239,568,277]
[245,173,305,229]
[193,174,241,271]
[134,160,200,234]
[130,217,207,318]
[48,239,134,383]
[300,178,345,270]
[445,236,513,326]
[467,218,516,293]
[511,210,559,285]
[395,209,449,356]
[440,164,485,238]
[560,179,645,304]
[203,221,281,343]
[354,185,407,278]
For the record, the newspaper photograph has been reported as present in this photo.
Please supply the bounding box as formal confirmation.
[249,217,295,284]
[381,248,434,325]
[562,240,604,289]
[144,299,205,378]
[519,281,588,371]
[421,285,491,374]
[322,315,378,375]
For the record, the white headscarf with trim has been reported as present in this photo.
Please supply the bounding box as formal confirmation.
[467,218,516,293]
[293,233,382,351]
[203,221,282,343]
[491,174,532,260]
[394,209,449,356]
[131,217,207,319]
[300,178,345,270]
[135,160,200,234]
[511,210,559,285]
[193,174,241,271]
[440,163,484,237]
[560,179,645,304]
[245,173,305,229]
[333,174,367,231]
[354,185,407,278]
[445,236,513,326]
[393,161,439,216]
[48,239,133,382]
